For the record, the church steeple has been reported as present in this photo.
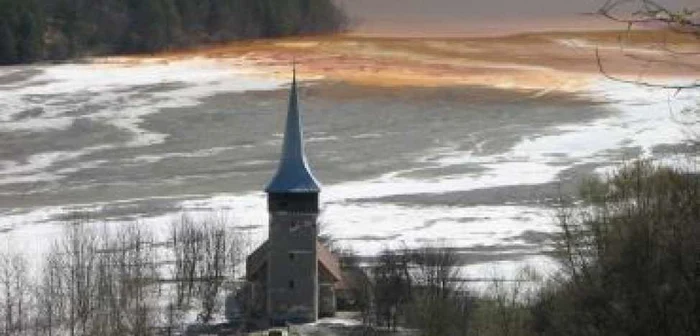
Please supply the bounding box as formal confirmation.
[265,66,321,193]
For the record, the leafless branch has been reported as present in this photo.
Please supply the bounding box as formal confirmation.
[595,48,700,89]
[594,0,700,90]
[598,0,700,36]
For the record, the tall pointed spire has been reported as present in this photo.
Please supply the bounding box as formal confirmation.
[265,65,321,193]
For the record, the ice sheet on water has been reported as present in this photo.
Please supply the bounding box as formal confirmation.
[1,74,699,281]
[0,58,285,187]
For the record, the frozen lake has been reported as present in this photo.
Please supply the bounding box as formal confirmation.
[0,58,697,278]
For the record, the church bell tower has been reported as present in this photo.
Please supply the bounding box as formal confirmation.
[265,68,321,324]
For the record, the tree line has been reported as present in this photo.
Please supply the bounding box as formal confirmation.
[345,160,699,336]
[0,215,249,335]
[0,0,348,65]
[0,160,696,336]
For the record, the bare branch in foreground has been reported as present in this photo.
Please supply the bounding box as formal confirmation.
[595,48,700,90]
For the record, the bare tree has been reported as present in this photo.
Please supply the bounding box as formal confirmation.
[30,222,164,336]
[595,0,700,89]
[196,217,228,322]
[409,246,473,336]
[0,253,33,335]
[0,215,247,335]
[372,248,413,331]
[111,224,159,335]
[598,0,699,38]
[36,247,63,336]
[60,224,98,336]
[365,245,476,335]
[171,215,203,309]
[170,214,249,323]
[536,160,700,336]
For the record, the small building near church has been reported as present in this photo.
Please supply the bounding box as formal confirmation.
[245,69,344,325]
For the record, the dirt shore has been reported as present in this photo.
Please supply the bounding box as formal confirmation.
[97,29,699,93]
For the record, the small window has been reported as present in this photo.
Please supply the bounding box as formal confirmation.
[289,280,295,289]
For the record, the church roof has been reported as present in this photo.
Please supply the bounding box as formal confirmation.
[245,240,343,282]
[265,68,321,194]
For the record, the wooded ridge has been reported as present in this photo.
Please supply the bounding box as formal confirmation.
[0,0,348,65]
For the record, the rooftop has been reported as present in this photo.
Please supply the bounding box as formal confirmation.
[265,69,321,194]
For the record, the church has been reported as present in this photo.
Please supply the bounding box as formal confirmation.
[245,69,344,325]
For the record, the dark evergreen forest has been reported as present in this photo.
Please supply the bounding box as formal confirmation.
[0,0,347,65]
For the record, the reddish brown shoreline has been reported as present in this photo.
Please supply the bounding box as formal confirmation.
[96,28,700,93]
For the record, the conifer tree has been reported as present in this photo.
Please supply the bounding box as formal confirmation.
[0,22,17,64]
[0,0,347,64]
[16,9,44,62]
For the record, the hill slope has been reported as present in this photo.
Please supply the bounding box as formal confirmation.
[0,0,347,64]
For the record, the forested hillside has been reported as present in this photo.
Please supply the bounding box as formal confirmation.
[0,0,348,65]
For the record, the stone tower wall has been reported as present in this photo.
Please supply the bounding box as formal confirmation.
[267,199,319,324]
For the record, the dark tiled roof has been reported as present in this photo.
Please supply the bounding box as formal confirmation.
[246,240,268,280]
[246,239,342,282]
[316,241,342,281]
